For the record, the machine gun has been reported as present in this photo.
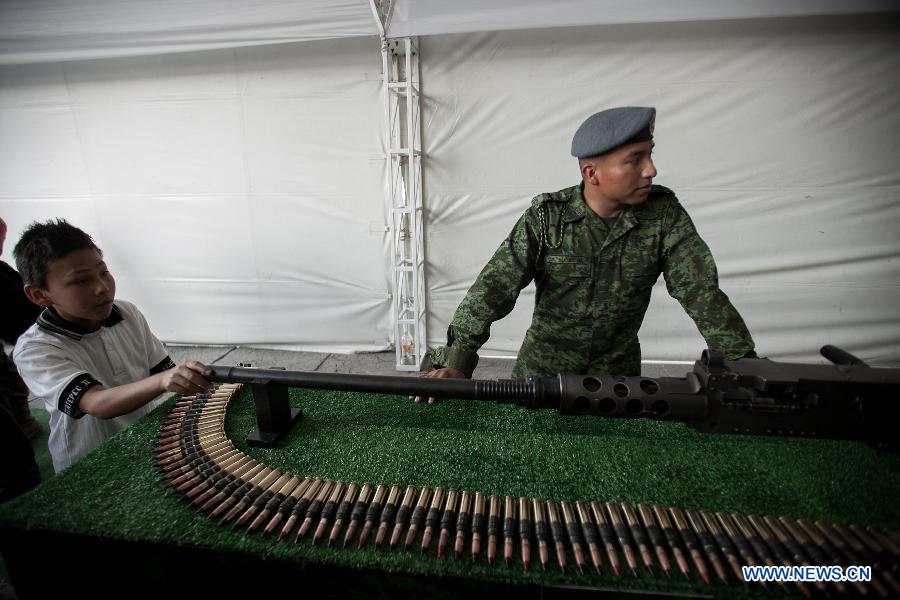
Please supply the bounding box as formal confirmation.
[209,345,900,450]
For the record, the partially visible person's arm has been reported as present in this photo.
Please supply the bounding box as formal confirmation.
[434,209,542,372]
[78,361,211,419]
[661,201,755,359]
[412,366,467,404]
[414,207,541,403]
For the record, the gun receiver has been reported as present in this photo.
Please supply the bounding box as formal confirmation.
[209,346,899,450]
[554,347,900,450]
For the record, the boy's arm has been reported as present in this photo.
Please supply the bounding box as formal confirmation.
[78,361,212,420]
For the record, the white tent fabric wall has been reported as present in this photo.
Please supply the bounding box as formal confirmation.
[0,37,393,352]
[0,0,378,65]
[387,0,897,38]
[2,8,898,365]
[421,14,900,365]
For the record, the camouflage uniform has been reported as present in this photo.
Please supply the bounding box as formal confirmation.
[430,183,755,378]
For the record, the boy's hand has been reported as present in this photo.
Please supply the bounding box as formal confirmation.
[160,361,213,395]
[409,367,467,405]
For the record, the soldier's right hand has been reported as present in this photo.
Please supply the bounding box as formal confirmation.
[410,367,467,405]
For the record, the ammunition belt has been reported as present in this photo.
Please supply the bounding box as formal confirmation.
[156,384,900,596]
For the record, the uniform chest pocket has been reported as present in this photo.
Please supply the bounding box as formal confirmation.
[545,254,590,279]
[618,269,659,317]
[625,270,658,290]
[620,251,660,293]
[540,254,591,318]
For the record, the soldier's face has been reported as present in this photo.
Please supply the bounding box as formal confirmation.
[594,141,657,206]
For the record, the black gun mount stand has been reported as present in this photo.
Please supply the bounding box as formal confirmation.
[235,364,303,448]
[210,363,557,448]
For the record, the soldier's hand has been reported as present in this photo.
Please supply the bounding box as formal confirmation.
[410,367,467,405]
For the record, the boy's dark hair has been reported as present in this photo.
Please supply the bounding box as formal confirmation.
[13,219,102,288]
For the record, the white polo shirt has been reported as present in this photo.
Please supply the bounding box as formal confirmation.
[14,300,175,473]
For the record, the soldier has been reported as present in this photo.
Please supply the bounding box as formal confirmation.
[414,106,755,403]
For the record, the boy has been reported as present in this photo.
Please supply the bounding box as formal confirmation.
[13,219,212,472]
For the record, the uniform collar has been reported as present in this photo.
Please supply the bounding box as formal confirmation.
[574,181,644,226]
[562,184,588,222]
[36,304,124,341]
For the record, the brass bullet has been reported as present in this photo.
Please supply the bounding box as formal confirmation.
[576,501,602,576]
[702,510,743,582]
[221,468,281,524]
[194,459,260,508]
[237,472,293,530]
[868,527,900,559]
[653,504,689,580]
[358,483,387,548]
[437,489,459,558]
[420,486,445,554]
[487,494,500,565]
[748,515,813,598]
[638,503,670,578]
[561,501,585,575]
[471,491,486,562]
[809,519,882,597]
[669,507,710,585]
[721,512,775,592]
[502,495,516,567]
[716,512,759,581]
[263,476,311,537]
[622,502,654,576]
[279,477,323,542]
[249,475,302,535]
[686,509,727,583]
[313,480,345,545]
[403,486,431,552]
[375,484,402,549]
[518,496,532,571]
[328,482,359,546]
[297,479,334,542]
[533,499,549,572]
[343,482,373,548]
[454,491,472,560]
[389,485,417,551]
[607,502,638,578]
[593,501,621,577]
[546,500,567,572]
[204,463,266,515]
[733,513,795,595]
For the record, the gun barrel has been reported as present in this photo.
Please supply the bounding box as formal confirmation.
[208,365,562,408]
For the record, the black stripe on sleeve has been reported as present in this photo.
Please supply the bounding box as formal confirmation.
[58,374,101,419]
[150,356,176,375]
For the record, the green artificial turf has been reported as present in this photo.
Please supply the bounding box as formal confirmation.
[1,386,898,597]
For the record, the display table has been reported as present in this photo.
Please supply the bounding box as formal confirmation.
[2,384,898,599]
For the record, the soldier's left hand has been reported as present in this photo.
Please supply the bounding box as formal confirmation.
[409,367,467,405]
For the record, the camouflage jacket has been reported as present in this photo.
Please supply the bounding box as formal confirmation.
[430,183,755,378]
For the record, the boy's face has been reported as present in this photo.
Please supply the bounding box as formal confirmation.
[25,248,117,329]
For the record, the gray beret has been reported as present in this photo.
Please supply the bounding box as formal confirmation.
[571,106,656,158]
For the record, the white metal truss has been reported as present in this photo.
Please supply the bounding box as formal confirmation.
[382,37,426,371]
